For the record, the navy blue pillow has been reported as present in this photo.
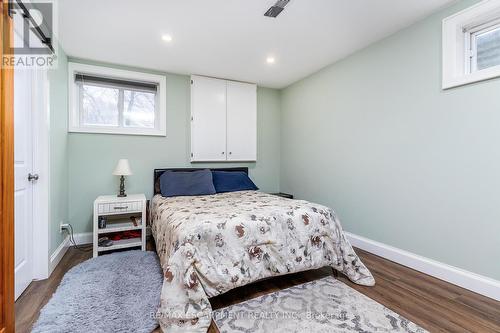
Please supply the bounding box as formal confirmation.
[159,169,216,197]
[212,171,258,193]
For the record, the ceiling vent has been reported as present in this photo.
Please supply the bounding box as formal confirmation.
[264,0,290,18]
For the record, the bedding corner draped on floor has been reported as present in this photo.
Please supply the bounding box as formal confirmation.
[151,191,375,332]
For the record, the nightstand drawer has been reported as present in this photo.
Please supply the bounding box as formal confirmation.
[98,200,143,214]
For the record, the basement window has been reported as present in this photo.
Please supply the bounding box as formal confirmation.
[443,1,500,89]
[68,63,166,136]
[468,20,500,73]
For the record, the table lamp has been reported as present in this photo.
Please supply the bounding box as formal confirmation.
[112,159,133,197]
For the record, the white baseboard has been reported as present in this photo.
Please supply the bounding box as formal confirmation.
[49,235,70,276]
[49,230,500,301]
[73,232,93,245]
[47,233,92,277]
[346,232,500,302]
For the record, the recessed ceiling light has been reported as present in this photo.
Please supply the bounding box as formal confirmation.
[266,56,276,64]
[162,34,173,42]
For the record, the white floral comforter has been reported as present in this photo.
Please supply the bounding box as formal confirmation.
[151,191,375,332]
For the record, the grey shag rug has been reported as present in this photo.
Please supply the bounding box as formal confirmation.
[214,276,428,333]
[31,250,163,333]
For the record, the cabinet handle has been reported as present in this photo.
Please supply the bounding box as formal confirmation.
[229,152,232,155]
[222,152,225,155]
[114,206,128,210]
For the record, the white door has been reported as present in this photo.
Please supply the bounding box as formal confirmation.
[14,66,35,300]
[226,81,257,161]
[191,75,227,161]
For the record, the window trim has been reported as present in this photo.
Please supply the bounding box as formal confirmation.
[68,62,167,136]
[442,0,500,89]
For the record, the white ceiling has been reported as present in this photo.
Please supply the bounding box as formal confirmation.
[58,0,455,88]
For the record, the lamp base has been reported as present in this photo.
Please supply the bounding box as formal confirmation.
[117,175,127,197]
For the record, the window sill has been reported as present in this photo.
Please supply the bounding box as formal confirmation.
[68,126,166,137]
[443,65,500,89]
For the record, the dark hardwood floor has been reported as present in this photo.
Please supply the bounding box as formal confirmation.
[16,242,500,333]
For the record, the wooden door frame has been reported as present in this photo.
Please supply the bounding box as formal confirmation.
[1,0,15,331]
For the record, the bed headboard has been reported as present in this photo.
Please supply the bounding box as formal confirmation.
[153,167,249,195]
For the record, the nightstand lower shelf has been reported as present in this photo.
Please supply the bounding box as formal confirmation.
[98,237,142,252]
[97,221,142,234]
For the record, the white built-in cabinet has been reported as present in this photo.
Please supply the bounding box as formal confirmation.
[190,75,257,162]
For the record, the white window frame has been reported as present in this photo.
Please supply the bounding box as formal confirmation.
[467,18,500,73]
[68,62,167,136]
[442,0,500,89]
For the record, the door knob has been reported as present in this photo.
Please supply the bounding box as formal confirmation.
[28,173,39,181]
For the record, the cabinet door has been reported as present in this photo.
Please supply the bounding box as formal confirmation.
[191,76,227,161]
[226,81,257,161]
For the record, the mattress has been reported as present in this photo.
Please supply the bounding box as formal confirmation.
[151,190,375,332]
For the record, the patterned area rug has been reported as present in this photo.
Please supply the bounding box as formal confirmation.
[213,276,428,333]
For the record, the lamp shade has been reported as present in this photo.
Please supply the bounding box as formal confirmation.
[112,159,133,176]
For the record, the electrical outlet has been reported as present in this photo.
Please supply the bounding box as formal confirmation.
[60,222,70,233]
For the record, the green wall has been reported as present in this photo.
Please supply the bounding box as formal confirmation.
[51,0,499,282]
[280,0,500,280]
[48,46,69,253]
[66,59,281,234]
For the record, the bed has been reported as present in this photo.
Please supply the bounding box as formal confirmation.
[151,167,375,332]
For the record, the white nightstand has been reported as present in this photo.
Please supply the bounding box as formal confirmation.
[93,194,146,258]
